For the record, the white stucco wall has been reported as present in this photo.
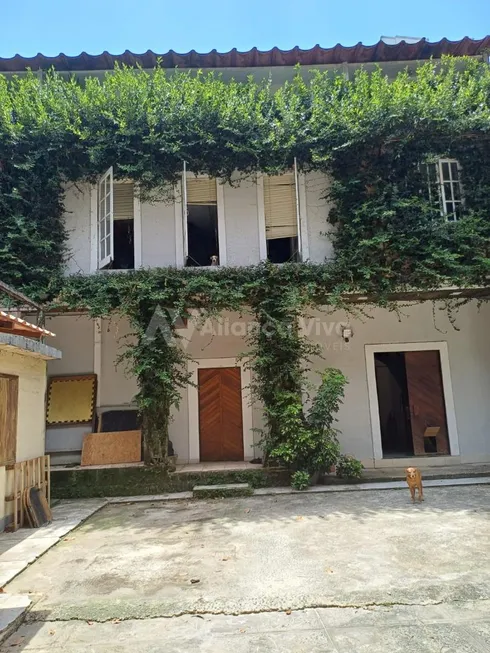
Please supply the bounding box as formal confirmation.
[43,311,261,463]
[46,314,94,375]
[61,172,338,274]
[43,301,490,466]
[170,311,262,462]
[141,199,176,268]
[100,317,138,408]
[63,183,92,275]
[223,176,261,266]
[306,300,490,465]
[304,172,334,263]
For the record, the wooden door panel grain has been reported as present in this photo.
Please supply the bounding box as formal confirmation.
[198,367,244,462]
[405,351,450,455]
[0,374,18,465]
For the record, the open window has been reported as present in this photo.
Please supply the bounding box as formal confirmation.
[422,159,463,222]
[182,172,220,267]
[98,168,113,269]
[97,168,135,269]
[263,170,301,263]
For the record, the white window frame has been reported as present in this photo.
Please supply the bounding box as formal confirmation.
[423,158,464,222]
[174,164,226,267]
[257,162,309,262]
[90,171,142,272]
[437,158,463,222]
[97,167,113,269]
[365,341,460,464]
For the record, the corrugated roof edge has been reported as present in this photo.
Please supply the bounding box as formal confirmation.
[0,36,489,72]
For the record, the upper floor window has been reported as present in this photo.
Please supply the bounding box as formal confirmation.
[422,159,463,222]
[181,169,225,267]
[97,168,136,269]
[185,177,219,266]
[263,171,300,263]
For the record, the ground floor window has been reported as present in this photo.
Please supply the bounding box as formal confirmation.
[374,349,450,457]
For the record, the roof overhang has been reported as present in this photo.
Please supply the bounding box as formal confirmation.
[0,36,488,73]
[0,333,61,360]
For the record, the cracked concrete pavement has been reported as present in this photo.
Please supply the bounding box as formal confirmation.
[3,485,490,651]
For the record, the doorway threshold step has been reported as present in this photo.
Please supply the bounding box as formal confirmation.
[193,483,253,499]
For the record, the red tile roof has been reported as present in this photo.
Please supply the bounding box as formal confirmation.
[0,311,55,338]
[0,36,489,73]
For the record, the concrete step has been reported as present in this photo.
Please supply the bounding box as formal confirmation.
[193,483,253,499]
[0,594,31,644]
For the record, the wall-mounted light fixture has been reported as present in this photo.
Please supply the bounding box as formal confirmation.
[341,325,353,343]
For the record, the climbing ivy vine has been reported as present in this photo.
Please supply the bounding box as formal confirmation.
[1,56,490,470]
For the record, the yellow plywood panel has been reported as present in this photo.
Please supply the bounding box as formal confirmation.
[46,375,96,425]
[81,430,142,466]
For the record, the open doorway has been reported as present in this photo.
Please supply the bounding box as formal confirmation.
[374,349,450,458]
[374,353,413,456]
[186,204,219,267]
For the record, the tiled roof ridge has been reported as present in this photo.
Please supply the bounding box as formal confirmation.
[1,36,489,72]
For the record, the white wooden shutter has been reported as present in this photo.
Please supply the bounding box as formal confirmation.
[186,177,217,205]
[264,173,298,240]
[98,167,114,268]
[182,162,189,260]
[113,182,134,220]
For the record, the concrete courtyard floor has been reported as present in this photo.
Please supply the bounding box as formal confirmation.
[3,485,490,651]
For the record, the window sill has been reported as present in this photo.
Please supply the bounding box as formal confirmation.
[95,267,136,273]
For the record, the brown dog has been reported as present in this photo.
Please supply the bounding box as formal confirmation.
[405,467,424,503]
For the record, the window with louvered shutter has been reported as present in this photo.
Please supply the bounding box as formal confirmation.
[264,173,298,240]
[185,176,220,267]
[186,177,217,205]
[114,182,134,219]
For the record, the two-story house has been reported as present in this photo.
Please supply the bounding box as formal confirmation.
[3,35,490,470]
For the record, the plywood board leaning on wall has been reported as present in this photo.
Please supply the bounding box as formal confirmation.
[81,430,142,466]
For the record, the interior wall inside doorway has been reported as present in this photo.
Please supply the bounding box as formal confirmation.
[374,352,414,457]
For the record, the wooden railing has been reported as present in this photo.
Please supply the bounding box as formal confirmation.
[5,455,50,531]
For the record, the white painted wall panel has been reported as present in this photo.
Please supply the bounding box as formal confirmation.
[62,174,337,271]
[100,317,138,408]
[222,176,261,266]
[43,303,490,466]
[62,183,92,275]
[46,315,94,376]
[304,172,335,263]
[307,301,490,464]
[141,200,176,267]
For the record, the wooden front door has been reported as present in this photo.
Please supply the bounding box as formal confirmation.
[405,351,450,455]
[0,374,18,465]
[198,367,244,462]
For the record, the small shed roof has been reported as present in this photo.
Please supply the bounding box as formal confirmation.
[0,311,55,339]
